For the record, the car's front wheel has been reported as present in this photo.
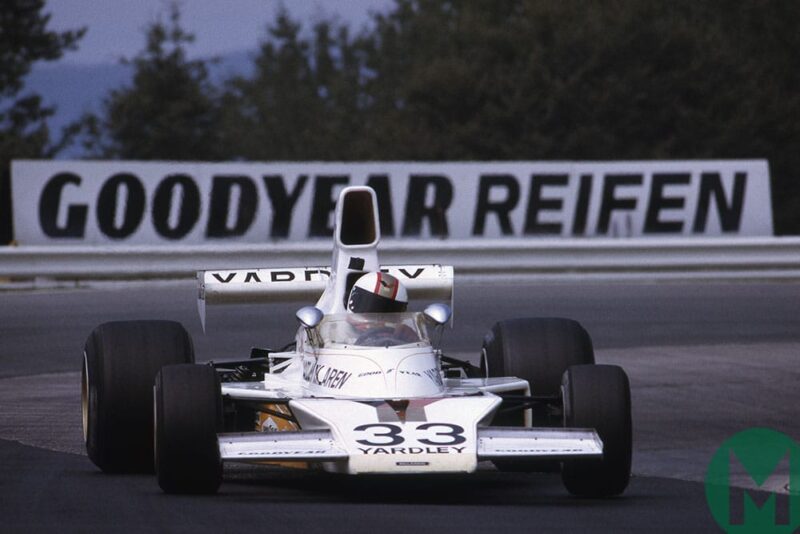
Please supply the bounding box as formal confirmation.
[482,317,595,472]
[561,364,632,497]
[155,363,223,494]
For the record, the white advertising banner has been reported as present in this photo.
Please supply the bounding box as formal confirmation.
[11,160,773,245]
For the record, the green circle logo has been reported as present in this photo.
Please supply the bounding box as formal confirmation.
[705,428,800,533]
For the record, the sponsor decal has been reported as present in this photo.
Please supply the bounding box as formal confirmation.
[11,160,773,245]
[358,446,466,455]
[212,268,330,284]
[302,360,352,390]
[353,422,467,452]
[205,266,436,287]
[231,450,329,457]
[383,267,424,279]
[209,268,331,284]
[357,371,382,378]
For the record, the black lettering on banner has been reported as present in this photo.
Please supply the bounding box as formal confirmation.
[572,174,592,236]
[212,272,235,283]
[270,270,295,282]
[644,173,690,234]
[39,172,87,237]
[597,174,643,235]
[692,172,747,233]
[402,175,453,237]
[524,174,567,235]
[472,174,520,236]
[263,174,308,238]
[366,174,395,237]
[309,175,349,237]
[96,173,146,239]
[152,174,201,239]
[206,175,257,238]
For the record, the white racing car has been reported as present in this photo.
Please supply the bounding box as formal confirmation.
[81,186,632,496]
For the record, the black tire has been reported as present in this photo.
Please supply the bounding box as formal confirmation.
[483,318,594,472]
[561,364,632,497]
[82,320,194,473]
[155,364,223,494]
[482,317,594,397]
[482,318,594,426]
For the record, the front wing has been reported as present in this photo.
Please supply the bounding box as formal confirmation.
[217,396,602,474]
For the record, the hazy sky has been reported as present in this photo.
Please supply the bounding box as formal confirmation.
[44,0,394,65]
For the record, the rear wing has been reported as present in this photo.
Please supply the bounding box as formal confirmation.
[198,264,453,329]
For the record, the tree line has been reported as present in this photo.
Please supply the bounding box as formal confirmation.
[2,0,799,235]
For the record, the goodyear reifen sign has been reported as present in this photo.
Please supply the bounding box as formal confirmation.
[10,160,772,245]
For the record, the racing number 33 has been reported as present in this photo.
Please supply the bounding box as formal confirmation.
[354,423,466,446]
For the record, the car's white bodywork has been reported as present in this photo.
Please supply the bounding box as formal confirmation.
[199,186,603,474]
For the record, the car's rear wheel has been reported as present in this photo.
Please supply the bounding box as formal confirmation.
[155,364,223,494]
[82,320,194,473]
[482,318,595,401]
[482,317,595,471]
[561,364,632,497]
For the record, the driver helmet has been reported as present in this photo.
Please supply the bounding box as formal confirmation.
[347,272,408,313]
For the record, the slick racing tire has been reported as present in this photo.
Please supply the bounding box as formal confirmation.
[82,320,194,473]
[561,364,632,498]
[482,318,594,426]
[482,318,594,472]
[155,364,223,494]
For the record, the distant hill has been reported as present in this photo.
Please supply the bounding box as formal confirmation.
[25,50,255,158]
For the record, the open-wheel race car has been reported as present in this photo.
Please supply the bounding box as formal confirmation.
[81,186,632,496]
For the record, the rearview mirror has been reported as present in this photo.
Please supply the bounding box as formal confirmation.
[424,303,452,326]
[296,306,324,329]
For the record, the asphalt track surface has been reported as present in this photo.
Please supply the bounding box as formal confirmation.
[1,280,799,532]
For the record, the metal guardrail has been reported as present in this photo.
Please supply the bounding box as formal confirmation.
[0,237,799,281]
